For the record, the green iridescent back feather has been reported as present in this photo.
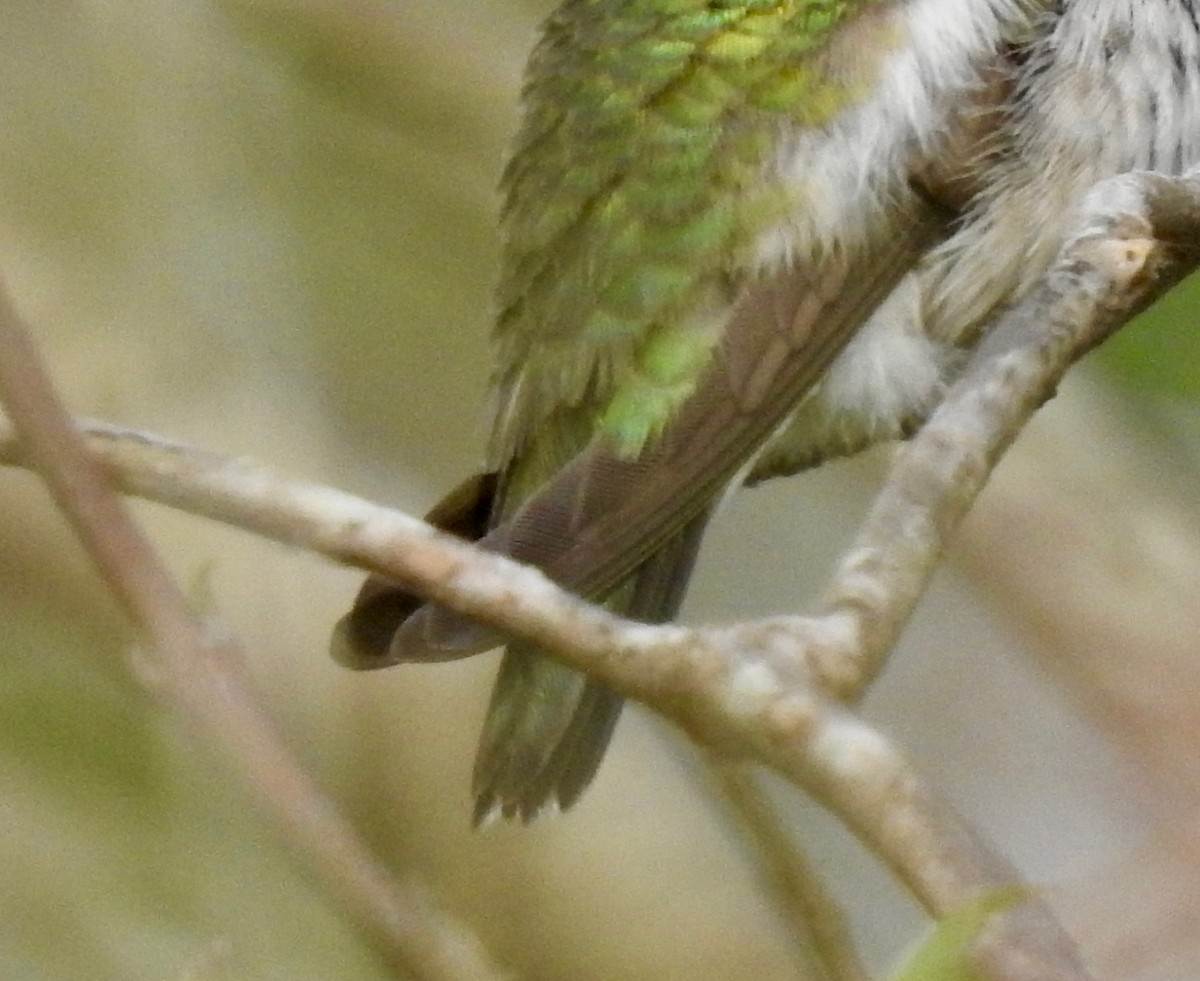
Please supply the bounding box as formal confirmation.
[490,0,886,502]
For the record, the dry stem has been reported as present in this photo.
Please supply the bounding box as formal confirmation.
[0,285,502,981]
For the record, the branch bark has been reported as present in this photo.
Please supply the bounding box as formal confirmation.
[2,170,1198,979]
[809,171,1200,699]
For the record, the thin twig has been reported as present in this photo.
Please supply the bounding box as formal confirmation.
[0,282,502,981]
[810,170,1200,697]
[709,762,868,981]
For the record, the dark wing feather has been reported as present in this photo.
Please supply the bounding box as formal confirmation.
[329,472,496,669]
[396,194,952,657]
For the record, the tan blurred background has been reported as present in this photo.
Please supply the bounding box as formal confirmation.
[1,2,1199,978]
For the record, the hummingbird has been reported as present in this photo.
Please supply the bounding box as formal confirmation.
[333,0,1200,823]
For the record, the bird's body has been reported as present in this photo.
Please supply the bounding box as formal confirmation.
[334,0,1200,822]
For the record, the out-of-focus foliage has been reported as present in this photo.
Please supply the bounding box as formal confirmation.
[2,2,1199,980]
[1099,273,1200,402]
[886,889,1026,981]
[0,2,523,977]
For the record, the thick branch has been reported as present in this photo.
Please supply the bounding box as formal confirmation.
[0,385,1074,978]
[3,170,1197,979]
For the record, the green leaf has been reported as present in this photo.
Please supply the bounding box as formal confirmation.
[1099,270,1200,400]
[886,887,1029,981]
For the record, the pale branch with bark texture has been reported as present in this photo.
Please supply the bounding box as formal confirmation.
[1,170,1197,978]
[0,416,1083,979]
[809,170,1200,700]
[0,285,503,981]
[0,412,1070,974]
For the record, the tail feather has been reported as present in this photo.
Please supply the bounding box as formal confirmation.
[330,472,496,669]
[471,512,710,823]
[540,680,624,812]
[471,657,620,824]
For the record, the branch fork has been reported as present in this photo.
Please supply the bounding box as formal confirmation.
[2,170,1198,980]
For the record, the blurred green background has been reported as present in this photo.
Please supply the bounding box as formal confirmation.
[2,2,1199,979]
